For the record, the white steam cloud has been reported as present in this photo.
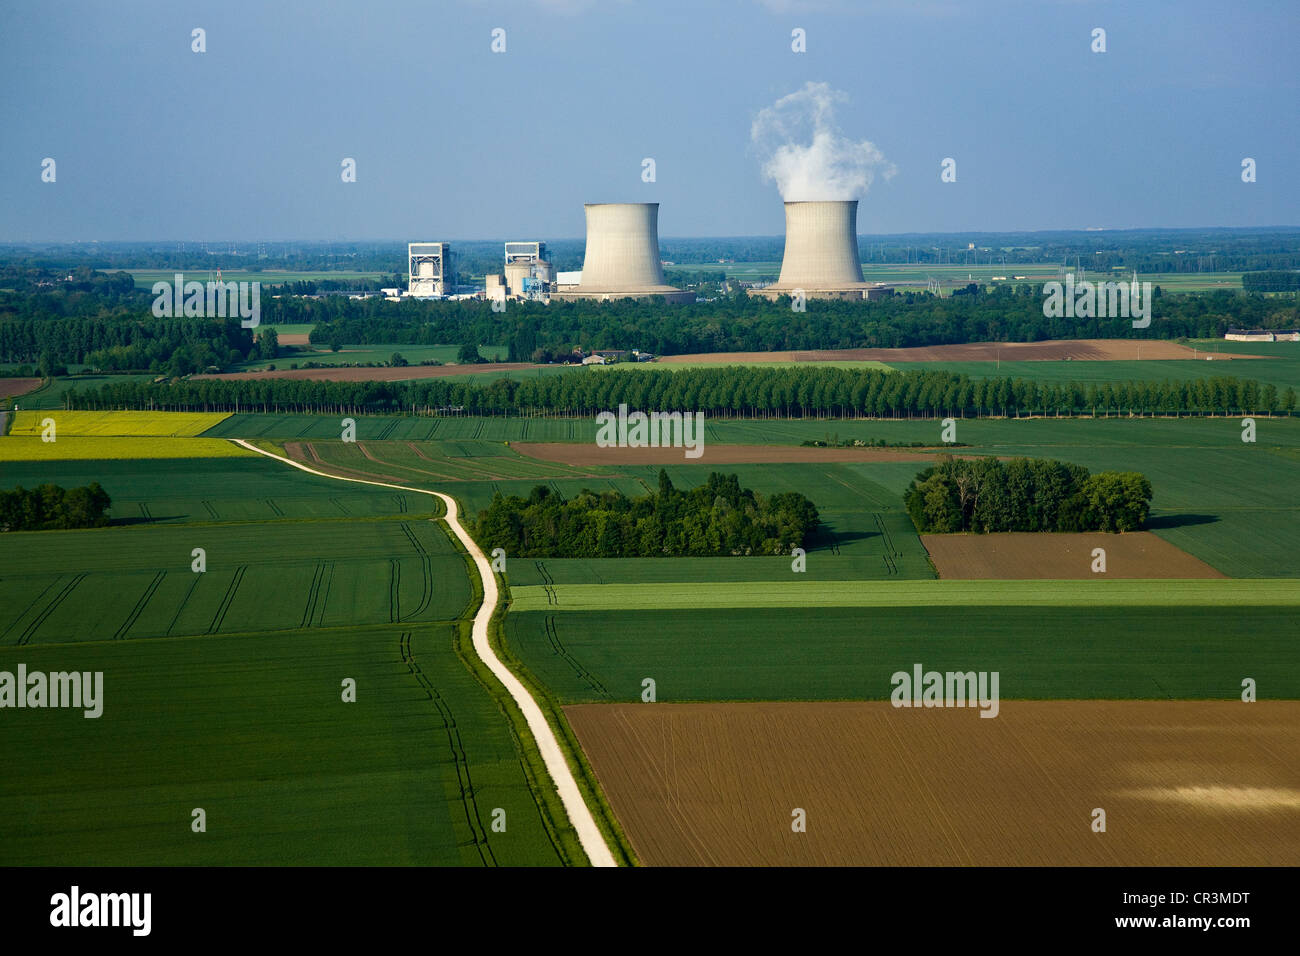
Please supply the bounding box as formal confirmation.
[751,81,896,201]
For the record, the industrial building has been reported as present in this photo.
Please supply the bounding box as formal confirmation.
[550,203,694,304]
[407,242,452,297]
[487,241,555,303]
[755,200,887,302]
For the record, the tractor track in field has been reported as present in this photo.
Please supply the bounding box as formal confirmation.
[207,565,247,633]
[114,571,166,639]
[14,574,86,645]
[229,437,618,867]
[399,630,497,866]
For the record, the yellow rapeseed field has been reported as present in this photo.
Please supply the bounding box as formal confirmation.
[0,437,252,461]
[6,410,230,437]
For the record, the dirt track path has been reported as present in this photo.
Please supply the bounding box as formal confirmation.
[230,438,618,867]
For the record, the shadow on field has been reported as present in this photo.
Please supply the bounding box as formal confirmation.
[110,515,186,527]
[812,529,878,550]
[1145,513,1220,530]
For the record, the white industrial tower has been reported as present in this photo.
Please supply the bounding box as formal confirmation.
[758,201,882,301]
[408,242,452,297]
[551,203,694,303]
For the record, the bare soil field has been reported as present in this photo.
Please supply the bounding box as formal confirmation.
[659,339,1263,364]
[512,443,977,466]
[922,532,1226,579]
[566,701,1300,866]
[277,333,312,345]
[0,378,42,402]
[193,363,536,382]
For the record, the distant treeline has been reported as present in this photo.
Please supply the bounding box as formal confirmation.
[0,482,112,532]
[1242,271,1300,292]
[69,366,1297,419]
[473,471,820,558]
[4,266,1298,366]
[6,228,1300,274]
[298,287,1299,359]
[905,457,1152,534]
[0,316,265,375]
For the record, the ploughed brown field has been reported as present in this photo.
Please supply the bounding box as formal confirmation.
[512,442,978,466]
[193,362,537,382]
[566,701,1300,866]
[659,339,1263,364]
[277,333,312,345]
[0,378,42,402]
[922,532,1226,579]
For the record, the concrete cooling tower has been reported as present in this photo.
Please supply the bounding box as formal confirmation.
[758,200,877,301]
[552,203,694,303]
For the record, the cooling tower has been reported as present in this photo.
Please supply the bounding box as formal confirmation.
[760,200,873,301]
[552,203,694,303]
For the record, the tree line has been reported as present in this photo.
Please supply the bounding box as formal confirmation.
[473,470,820,558]
[0,482,112,532]
[0,315,261,373]
[905,457,1152,534]
[1242,272,1300,293]
[4,274,1297,368]
[300,286,1299,359]
[69,366,1296,419]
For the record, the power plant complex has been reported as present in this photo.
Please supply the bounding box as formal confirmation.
[406,198,888,305]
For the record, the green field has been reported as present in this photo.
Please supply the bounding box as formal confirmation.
[511,578,1300,612]
[291,438,610,484]
[120,269,390,290]
[1,519,470,644]
[503,604,1298,702]
[0,624,562,865]
[236,343,509,371]
[0,453,571,865]
[202,413,595,442]
[201,414,1300,579]
[0,456,432,524]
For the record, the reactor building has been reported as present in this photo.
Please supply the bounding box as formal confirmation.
[407,242,452,298]
[756,200,882,301]
[551,203,694,304]
[486,241,555,303]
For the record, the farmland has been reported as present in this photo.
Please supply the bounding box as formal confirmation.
[8,410,231,436]
[0,623,561,865]
[0,445,575,866]
[504,604,1298,702]
[0,377,41,402]
[198,413,1300,578]
[6,402,1299,867]
[235,342,509,371]
[920,532,1224,579]
[1,519,471,643]
[566,701,1299,866]
[0,436,254,461]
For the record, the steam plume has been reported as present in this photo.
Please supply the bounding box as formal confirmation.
[751,82,895,201]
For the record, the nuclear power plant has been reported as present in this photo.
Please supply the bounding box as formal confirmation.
[405,199,889,305]
[755,200,884,301]
[550,203,694,304]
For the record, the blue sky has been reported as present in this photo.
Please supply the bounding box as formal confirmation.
[1,0,1295,240]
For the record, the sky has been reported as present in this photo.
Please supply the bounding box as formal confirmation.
[0,0,1296,241]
